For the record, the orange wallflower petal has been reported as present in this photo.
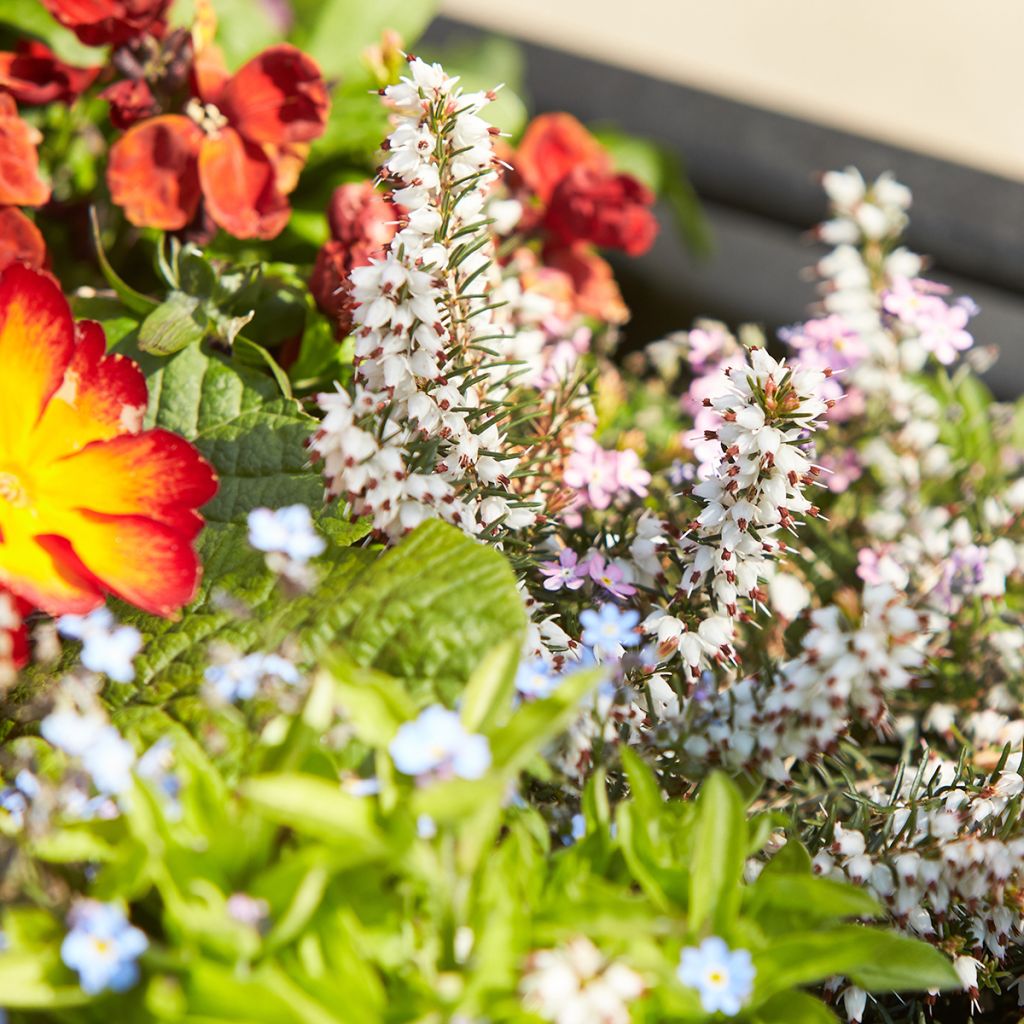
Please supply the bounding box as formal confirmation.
[514,113,610,206]
[198,127,290,239]
[54,510,203,617]
[0,95,51,207]
[31,319,148,464]
[218,44,329,145]
[0,207,47,272]
[0,263,74,453]
[107,114,203,230]
[42,430,217,540]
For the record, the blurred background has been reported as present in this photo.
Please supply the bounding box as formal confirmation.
[426,0,1024,395]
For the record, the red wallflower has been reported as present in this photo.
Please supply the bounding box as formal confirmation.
[512,112,658,258]
[543,243,630,325]
[0,94,50,271]
[545,166,658,256]
[107,44,329,239]
[0,208,47,272]
[0,94,50,208]
[41,0,172,47]
[102,78,159,129]
[0,41,99,106]
[311,182,396,337]
[514,112,610,205]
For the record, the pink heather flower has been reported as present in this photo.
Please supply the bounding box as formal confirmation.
[564,430,651,511]
[565,431,619,510]
[585,554,637,600]
[781,314,868,372]
[819,449,863,493]
[612,447,652,499]
[780,315,863,422]
[856,548,886,586]
[539,548,587,592]
[881,275,949,323]
[882,276,976,364]
[916,302,974,365]
[686,326,734,371]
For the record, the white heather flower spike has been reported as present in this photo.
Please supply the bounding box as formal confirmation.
[645,345,832,676]
[311,57,532,542]
[681,583,930,780]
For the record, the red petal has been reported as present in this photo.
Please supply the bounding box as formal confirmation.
[0,208,47,273]
[31,319,149,464]
[1,534,104,616]
[514,113,610,205]
[218,44,329,145]
[0,41,99,106]
[107,115,203,230]
[0,264,75,453]
[46,429,217,540]
[198,128,290,239]
[41,0,171,46]
[544,243,630,325]
[544,167,658,256]
[57,510,203,617]
[101,78,159,130]
[0,588,32,669]
[0,98,50,207]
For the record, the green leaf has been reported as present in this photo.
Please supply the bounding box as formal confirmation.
[753,990,839,1024]
[688,771,747,935]
[752,926,959,1000]
[329,658,418,747]
[746,874,882,924]
[242,773,386,849]
[619,746,663,819]
[308,520,526,684]
[90,208,158,315]
[0,952,90,1009]
[460,640,520,734]
[302,0,437,79]
[760,837,813,876]
[0,0,103,64]
[847,932,960,993]
[139,291,209,356]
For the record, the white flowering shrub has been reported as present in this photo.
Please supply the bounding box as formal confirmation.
[0,6,1021,1022]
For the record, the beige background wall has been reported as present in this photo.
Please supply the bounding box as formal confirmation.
[440,0,1024,182]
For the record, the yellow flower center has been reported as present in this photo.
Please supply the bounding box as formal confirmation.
[0,468,30,508]
[707,968,726,986]
[92,938,113,957]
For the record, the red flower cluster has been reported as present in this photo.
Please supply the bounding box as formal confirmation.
[0,41,98,106]
[311,182,396,337]
[506,113,658,324]
[514,113,658,257]
[42,0,172,47]
[108,42,329,239]
[0,94,50,272]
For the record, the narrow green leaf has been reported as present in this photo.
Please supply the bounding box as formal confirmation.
[89,207,157,315]
[460,640,520,734]
[688,771,747,934]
